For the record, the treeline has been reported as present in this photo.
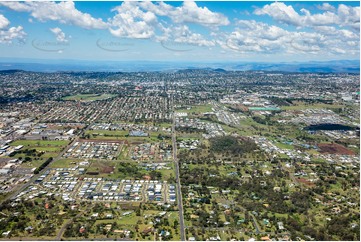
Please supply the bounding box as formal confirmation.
[269,97,334,106]
[210,136,257,155]
[34,157,53,174]
[118,163,143,178]
[10,148,42,158]
[252,115,276,125]
[176,127,205,133]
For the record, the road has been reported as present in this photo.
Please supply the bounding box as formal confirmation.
[55,204,94,240]
[171,96,186,241]
[2,137,79,204]
[249,212,261,234]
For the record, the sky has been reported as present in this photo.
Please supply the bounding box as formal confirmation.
[0,1,359,62]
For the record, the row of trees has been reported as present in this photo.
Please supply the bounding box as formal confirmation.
[34,157,53,174]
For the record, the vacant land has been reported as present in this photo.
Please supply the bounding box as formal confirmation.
[11,140,69,147]
[318,143,355,155]
[8,140,70,168]
[176,104,213,114]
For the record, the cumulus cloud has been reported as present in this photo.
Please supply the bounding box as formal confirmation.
[0,14,26,44]
[138,1,229,27]
[222,21,290,54]
[0,1,358,58]
[108,1,226,41]
[0,14,10,29]
[50,27,68,42]
[254,2,360,30]
[109,0,229,37]
[0,1,107,29]
[218,19,359,56]
[317,3,336,12]
[109,1,157,39]
[161,25,215,47]
[237,20,287,41]
[337,4,360,30]
[167,1,229,27]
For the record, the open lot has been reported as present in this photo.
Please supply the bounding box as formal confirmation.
[318,143,355,155]
[8,140,70,169]
[176,104,213,114]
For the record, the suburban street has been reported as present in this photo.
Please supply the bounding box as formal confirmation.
[171,96,186,241]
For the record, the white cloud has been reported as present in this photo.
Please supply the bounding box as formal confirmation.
[163,25,215,47]
[218,19,359,56]
[109,1,157,39]
[167,1,229,27]
[317,3,336,12]
[0,1,358,58]
[0,1,107,29]
[0,26,26,44]
[237,20,287,40]
[0,2,32,12]
[0,14,10,29]
[0,14,26,44]
[120,1,229,27]
[337,4,360,30]
[254,2,303,26]
[108,1,228,40]
[50,27,68,42]
[254,2,360,30]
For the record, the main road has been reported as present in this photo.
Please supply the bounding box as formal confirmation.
[171,96,186,241]
[1,137,79,204]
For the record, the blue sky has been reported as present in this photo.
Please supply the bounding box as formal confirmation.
[0,1,359,62]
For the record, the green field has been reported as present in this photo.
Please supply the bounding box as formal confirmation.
[274,142,294,150]
[50,158,84,168]
[9,140,70,169]
[176,104,213,114]
[281,103,345,111]
[62,93,117,101]
[86,130,170,142]
[11,140,69,147]
[86,130,129,138]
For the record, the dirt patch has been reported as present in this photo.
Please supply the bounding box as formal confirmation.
[318,143,355,155]
[78,139,123,143]
[131,141,144,145]
[101,165,114,174]
[297,178,315,187]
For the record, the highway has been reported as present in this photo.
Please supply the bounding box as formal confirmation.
[171,96,186,241]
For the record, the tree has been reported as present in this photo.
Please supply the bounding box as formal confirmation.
[24,156,32,162]
[149,170,162,180]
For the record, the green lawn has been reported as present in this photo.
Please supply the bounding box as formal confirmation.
[11,140,69,147]
[86,130,129,138]
[159,164,175,180]
[274,142,294,150]
[50,158,84,168]
[158,122,173,128]
[9,140,70,169]
[117,213,140,225]
[176,104,213,114]
[176,133,202,139]
[281,103,345,111]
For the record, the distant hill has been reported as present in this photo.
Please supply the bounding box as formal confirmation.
[232,60,360,73]
[0,59,358,73]
[0,69,25,74]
